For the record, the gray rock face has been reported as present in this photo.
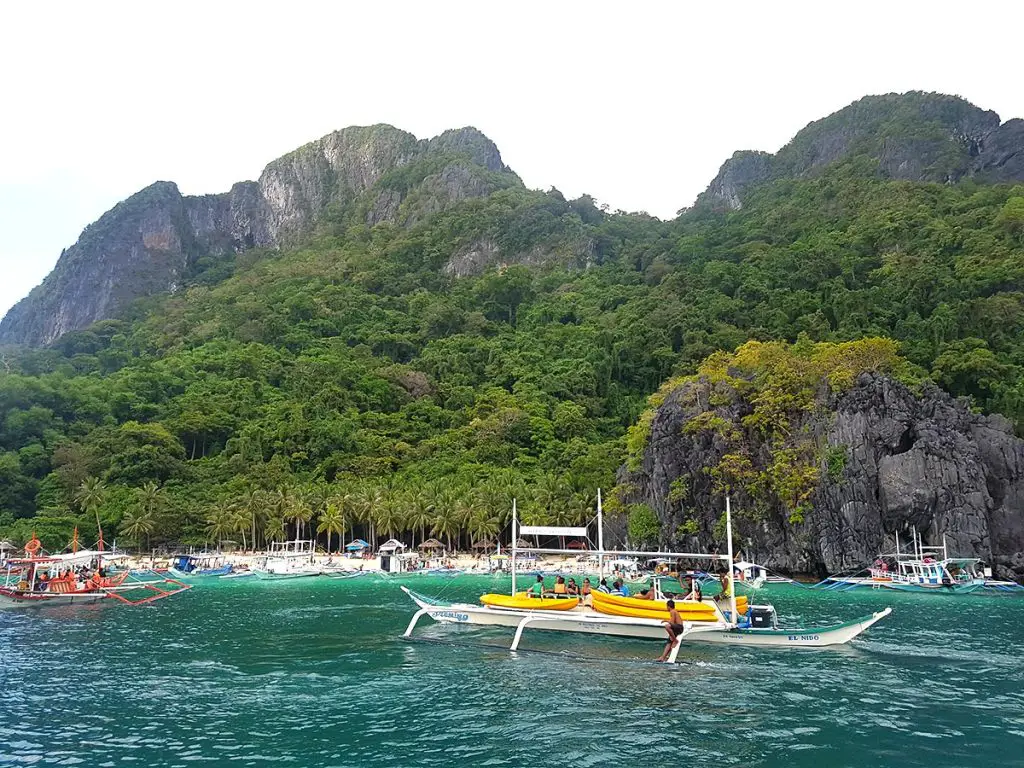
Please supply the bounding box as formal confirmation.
[695,151,773,211]
[0,125,515,346]
[620,373,1024,581]
[973,119,1024,182]
[442,233,597,278]
[698,92,1024,210]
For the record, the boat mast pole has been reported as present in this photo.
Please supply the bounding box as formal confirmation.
[597,488,604,584]
[726,495,738,627]
[511,498,517,597]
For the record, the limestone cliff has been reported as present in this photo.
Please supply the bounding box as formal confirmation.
[698,92,1024,210]
[0,125,518,346]
[618,372,1024,581]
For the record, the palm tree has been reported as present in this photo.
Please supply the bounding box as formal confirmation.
[235,488,268,551]
[374,494,403,541]
[534,474,569,548]
[317,502,345,554]
[404,490,434,550]
[430,487,461,552]
[469,510,500,547]
[132,481,164,551]
[76,477,107,548]
[352,484,383,549]
[205,507,234,551]
[263,488,290,544]
[455,494,476,549]
[264,514,286,544]
[285,490,313,541]
[120,508,156,551]
[302,482,329,545]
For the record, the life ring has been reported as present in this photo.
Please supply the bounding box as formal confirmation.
[24,537,41,555]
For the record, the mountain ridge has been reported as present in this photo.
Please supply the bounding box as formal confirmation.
[697,92,1024,211]
[8,91,1024,349]
[0,124,516,346]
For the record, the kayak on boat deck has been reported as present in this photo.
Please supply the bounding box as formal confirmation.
[479,593,581,611]
[591,590,747,615]
[591,600,719,622]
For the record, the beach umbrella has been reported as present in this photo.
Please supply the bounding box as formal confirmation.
[420,538,444,551]
[472,540,496,550]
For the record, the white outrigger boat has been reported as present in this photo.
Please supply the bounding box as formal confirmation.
[253,540,321,580]
[402,496,892,661]
[819,530,987,594]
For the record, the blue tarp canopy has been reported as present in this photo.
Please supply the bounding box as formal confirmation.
[345,539,370,551]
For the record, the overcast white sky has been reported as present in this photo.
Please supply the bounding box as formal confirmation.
[3,1,1024,319]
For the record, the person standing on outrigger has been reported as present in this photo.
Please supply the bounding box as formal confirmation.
[657,600,686,662]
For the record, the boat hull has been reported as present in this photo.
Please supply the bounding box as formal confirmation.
[825,577,985,594]
[0,589,108,609]
[252,570,321,580]
[168,566,233,579]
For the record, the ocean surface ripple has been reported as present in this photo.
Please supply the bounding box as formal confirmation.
[1,577,1022,766]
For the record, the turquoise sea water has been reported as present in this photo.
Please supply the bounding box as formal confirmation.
[1,576,1022,767]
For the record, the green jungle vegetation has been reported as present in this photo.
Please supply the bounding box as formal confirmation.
[4,133,1024,553]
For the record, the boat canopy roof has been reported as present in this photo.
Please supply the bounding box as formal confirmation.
[378,539,407,553]
[6,549,105,565]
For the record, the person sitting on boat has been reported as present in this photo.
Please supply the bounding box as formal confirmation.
[566,578,580,596]
[528,575,545,597]
[612,579,631,597]
[685,579,702,602]
[636,584,657,600]
[596,578,610,594]
[581,578,592,602]
[657,600,686,662]
[553,576,568,596]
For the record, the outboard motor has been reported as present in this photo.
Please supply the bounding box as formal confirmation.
[749,604,778,629]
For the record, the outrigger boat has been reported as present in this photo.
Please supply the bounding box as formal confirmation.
[819,530,987,594]
[253,540,321,580]
[168,552,233,578]
[402,496,892,661]
[1,537,190,609]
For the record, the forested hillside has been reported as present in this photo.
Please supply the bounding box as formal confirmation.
[3,93,1024,554]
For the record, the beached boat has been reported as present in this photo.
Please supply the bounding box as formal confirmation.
[1,544,191,609]
[820,531,987,594]
[168,553,233,578]
[402,496,892,660]
[253,540,321,580]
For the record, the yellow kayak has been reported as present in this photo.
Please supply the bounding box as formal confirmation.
[480,593,580,611]
[591,590,747,614]
[592,601,718,622]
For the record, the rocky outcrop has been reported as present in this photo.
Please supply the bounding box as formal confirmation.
[619,373,1024,581]
[695,151,773,211]
[443,234,597,278]
[1,125,517,347]
[698,92,1024,210]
